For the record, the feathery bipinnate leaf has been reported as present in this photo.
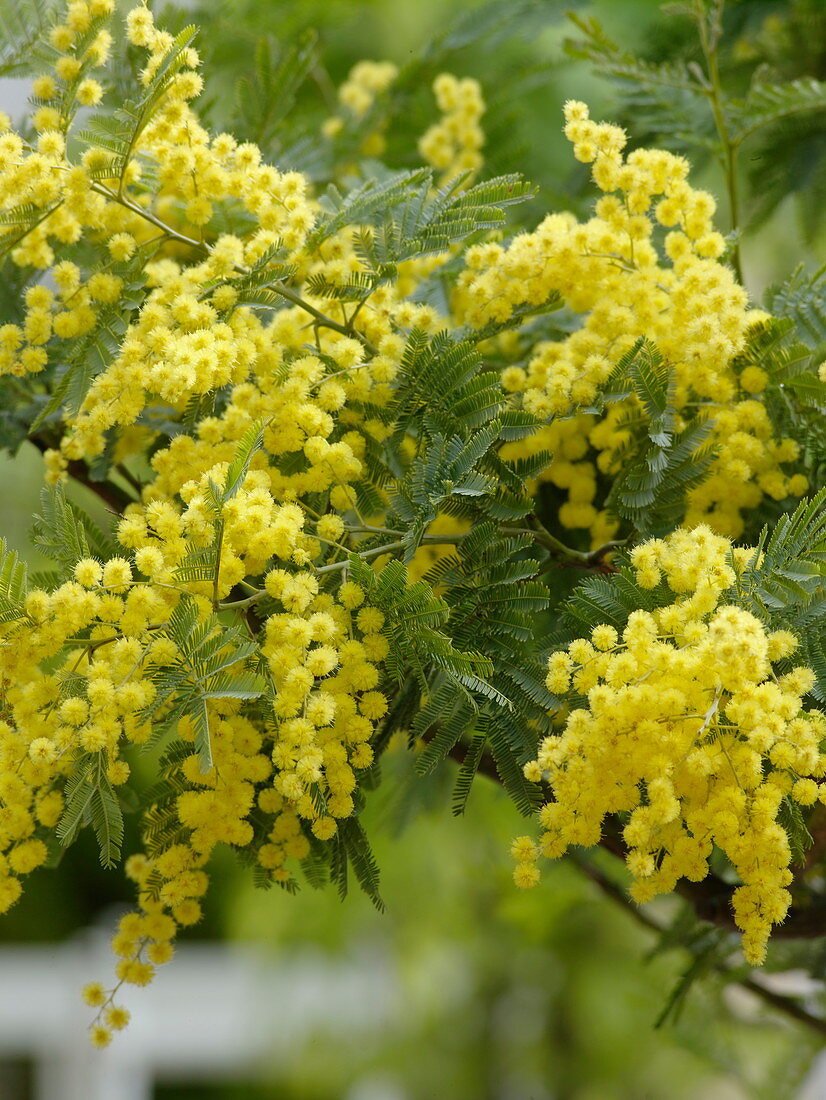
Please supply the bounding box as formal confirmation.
[595,339,715,536]
[565,14,713,152]
[141,596,266,770]
[57,751,124,869]
[206,244,297,317]
[730,77,826,146]
[309,169,433,247]
[173,423,266,587]
[348,555,499,708]
[390,423,502,558]
[222,420,265,502]
[765,264,826,356]
[0,0,58,76]
[389,329,505,442]
[364,172,535,266]
[234,30,318,149]
[736,488,826,623]
[31,484,118,576]
[0,536,28,628]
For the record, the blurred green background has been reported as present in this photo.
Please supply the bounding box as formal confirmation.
[1,0,825,1097]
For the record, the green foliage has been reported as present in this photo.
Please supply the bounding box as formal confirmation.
[597,339,715,536]
[740,308,826,490]
[566,13,711,151]
[779,796,815,867]
[210,246,298,316]
[222,420,265,502]
[0,536,28,627]
[57,750,124,868]
[360,172,535,266]
[0,0,57,76]
[141,596,266,770]
[390,424,502,554]
[389,329,506,441]
[765,264,826,355]
[802,628,826,705]
[233,30,318,151]
[329,815,384,911]
[550,555,672,647]
[31,484,118,576]
[348,555,498,704]
[730,75,826,144]
[736,488,826,623]
[312,169,532,268]
[377,521,551,815]
[310,168,433,247]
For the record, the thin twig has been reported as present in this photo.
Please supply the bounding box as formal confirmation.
[568,851,826,1039]
[696,0,743,283]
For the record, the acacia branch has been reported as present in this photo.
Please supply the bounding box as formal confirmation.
[441,739,826,1034]
[569,852,826,1040]
[444,740,826,936]
[28,436,134,513]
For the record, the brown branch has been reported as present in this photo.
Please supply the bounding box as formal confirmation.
[569,852,826,1040]
[445,741,826,940]
[444,740,826,1036]
[28,436,134,513]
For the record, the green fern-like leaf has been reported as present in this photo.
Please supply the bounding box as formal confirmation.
[222,420,265,502]
[451,731,487,815]
[57,752,124,868]
[31,484,118,575]
[0,0,58,76]
[731,76,826,145]
[736,488,826,620]
[365,172,534,266]
[141,597,265,769]
[565,14,713,151]
[0,536,28,627]
[234,30,317,149]
[310,168,432,247]
[765,264,826,355]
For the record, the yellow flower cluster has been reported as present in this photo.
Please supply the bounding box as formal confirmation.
[461,101,804,538]
[419,73,486,183]
[0,562,170,919]
[68,569,390,1045]
[322,59,398,157]
[335,60,398,120]
[513,526,824,965]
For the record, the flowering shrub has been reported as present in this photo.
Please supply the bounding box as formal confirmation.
[0,0,824,1044]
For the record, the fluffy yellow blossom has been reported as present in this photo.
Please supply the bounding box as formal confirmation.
[517,526,824,965]
[466,104,803,540]
[419,73,485,183]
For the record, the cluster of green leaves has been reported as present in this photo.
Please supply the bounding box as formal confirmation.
[57,749,124,868]
[0,536,28,628]
[140,597,266,771]
[0,0,57,77]
[31,482,118,580]
[588,338,715,538]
